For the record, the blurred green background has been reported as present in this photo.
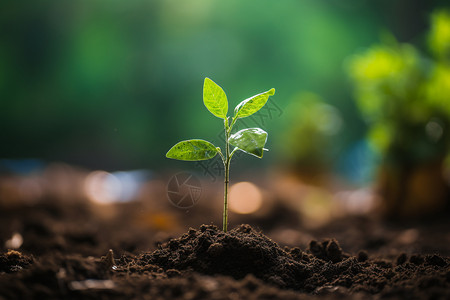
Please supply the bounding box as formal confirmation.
[0,0,448,182]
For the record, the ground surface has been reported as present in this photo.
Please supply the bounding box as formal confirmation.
[0,198,449,299]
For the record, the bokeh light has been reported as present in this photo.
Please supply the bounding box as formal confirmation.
[84,171,122,204]
[229,182,263,214]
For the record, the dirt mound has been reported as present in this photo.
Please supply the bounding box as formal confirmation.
[124,224,450,298]
[134,224,310,289]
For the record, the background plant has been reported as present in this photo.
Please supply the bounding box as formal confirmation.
[346,9,450,216]
[279,92,343,175]
[347,11,450,166]
[166,78,275,232]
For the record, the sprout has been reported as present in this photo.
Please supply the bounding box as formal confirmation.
[166,78,275,232]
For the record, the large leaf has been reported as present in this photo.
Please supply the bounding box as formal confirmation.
[234,88,275,119]
[203,78,228,119]
[166,139,218,161]
[229,128,268,158]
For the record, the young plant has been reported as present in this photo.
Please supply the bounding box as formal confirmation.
[166,78,275,232]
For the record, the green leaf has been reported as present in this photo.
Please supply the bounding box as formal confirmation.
[229,128,268,158]
[203,77,228,119]
[234,88,275,119]
[166,139,218,161]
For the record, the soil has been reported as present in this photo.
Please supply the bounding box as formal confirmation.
[0,198,450,299]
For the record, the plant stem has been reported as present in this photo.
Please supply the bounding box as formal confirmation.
[223,120,230,233]
[223,159,229,232]
[222,116,238,232]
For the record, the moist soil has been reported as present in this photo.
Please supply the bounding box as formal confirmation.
[0,199,449,299]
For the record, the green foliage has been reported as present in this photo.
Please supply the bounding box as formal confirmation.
[234,89,276,119]
[166,78,275,161]
[346,9,450,165]
[203,78,228,119]
[352,44,423,115]
[166,139,218,161]
[429,10,450,61]
[427,10,450,118]
[166,78,275,232]
[229,128,268,158]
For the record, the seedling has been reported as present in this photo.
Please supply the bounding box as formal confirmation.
[166,78,275,232]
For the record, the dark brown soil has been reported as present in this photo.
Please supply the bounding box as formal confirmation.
[1,223,449,299]
[1,198,450,299]
[0,250,34,273]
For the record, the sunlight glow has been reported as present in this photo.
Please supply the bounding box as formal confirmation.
[229,182,263,214]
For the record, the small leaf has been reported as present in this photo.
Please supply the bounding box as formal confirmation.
[166,139,218,161]
[203,78,228,119]
[229,128,268,158]
[234,88,275,119]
